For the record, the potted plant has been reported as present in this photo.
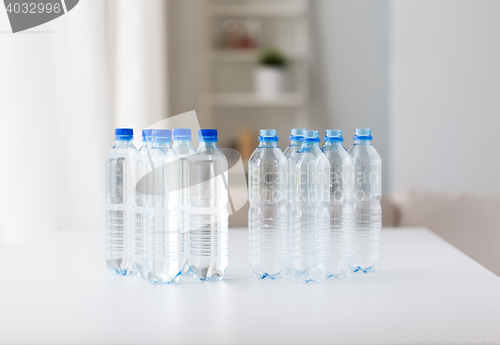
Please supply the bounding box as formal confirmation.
[254,49,288,99]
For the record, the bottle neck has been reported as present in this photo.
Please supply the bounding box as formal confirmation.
[258,140,279,148]
[324,141,344,147]
[114,139,135,148]
[301,141,320,148]
[142,139,153,147]
[197,141,218,149]
[173,139,192,146]
[152,141,171,149]
[289,139,302,146]
[354,139,372,145]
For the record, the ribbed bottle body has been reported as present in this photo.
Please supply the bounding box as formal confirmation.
[172,140,195,275]
[189,143,229,281]
[143,144,182,284]
[248,139,288,279]
[133,141,152,278]
[349,136,382,273]
[105,140,138,275]
[289,140,330,283]
[323,141,354,279]
[283,135,305,273]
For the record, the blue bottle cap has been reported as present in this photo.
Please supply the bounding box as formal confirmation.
[300,130,320,142]
[152,129,172,142]
[324,129,344,142]
[198,129,218,142]
[173,128,191,140]
[259,129,278,141]
[115,128,133,140]
[353,128,372,140]
[290,128,307,141]
[142,129,153,141]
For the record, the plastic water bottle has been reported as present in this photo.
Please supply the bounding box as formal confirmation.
[248,129,288,279]
[283,128,306,273]
[349,128,382,273]
[189,129,229,281]
[133,129,154,279]
[143,129,182,284]
[105,128,138,275]
[322,130,354,279]
[289,130,330,283]
[284,128,307,160]
[171,128,195,275]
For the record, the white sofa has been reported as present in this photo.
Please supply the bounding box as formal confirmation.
[390,190,500,276]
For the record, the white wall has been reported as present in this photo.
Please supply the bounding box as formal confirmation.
[310,0,390,193]
[167,0,200,118]
[390,0,500,195]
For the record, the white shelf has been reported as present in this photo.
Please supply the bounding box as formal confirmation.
[210,49,305,62]
[208,3,307,17]
[209,92,305,107]
[211,49,259,61]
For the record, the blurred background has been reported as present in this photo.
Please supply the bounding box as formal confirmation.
[1,0,499,275]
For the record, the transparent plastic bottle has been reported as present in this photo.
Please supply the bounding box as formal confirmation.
[283,128,306,274]
[171,128,195,276]
[248,129,288,279]
[284,128,307,160]
[349,128,382,273]
[189,129,228,281]
[322,130,354,279]
[143,129,182,284]
[133,129,153,279]
[105,128,138,275]
[289,130,330,283]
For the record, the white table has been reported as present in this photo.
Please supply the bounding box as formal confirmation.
[0,228,499,344]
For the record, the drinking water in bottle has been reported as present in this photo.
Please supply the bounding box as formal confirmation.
[133,129,154,279]
[323,130,354,279]
[349,128,382,273]
[172,128,195,275]
[143,129,182,284]
[189,129,229,281]
[289,130,330,283]
[283,128,306,273]
[248,129,288,279]
[284,128,307,160]
[105,128,138,275]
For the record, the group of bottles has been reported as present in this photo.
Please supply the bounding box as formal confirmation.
[105,128,229,284]
[248,128,382,283]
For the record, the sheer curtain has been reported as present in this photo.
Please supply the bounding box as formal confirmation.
[0,0,169,243]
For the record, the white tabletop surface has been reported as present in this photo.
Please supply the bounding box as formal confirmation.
[0,227,499,344]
